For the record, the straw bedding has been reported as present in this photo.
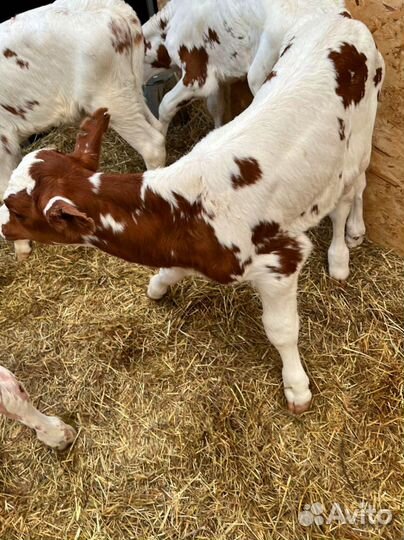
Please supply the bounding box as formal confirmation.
[0,104,403,539]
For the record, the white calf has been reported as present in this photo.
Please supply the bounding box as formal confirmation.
[0,365,76,450]
[0,14,384,412]
[143,0,347,132]
[0,0,165,258]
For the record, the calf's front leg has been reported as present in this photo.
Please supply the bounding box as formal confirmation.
[14,239,33,262]
[147,267,194,300]
[0,141,32,261]
[253,268,312,414]
[0,366,76,450]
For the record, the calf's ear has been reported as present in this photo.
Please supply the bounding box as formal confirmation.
[71,108,110,171]
[46,200,95,238]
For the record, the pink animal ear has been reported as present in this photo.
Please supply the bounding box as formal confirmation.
[46,199,95,238]
[71,108,110,171]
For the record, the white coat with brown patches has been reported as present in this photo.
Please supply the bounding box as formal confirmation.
[0,365,76,450]
[0,0,165,259]
[0,15,384,413]
[143,0,347,133]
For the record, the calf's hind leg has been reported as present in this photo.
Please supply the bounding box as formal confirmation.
[346,172,367,248]
[328,187,355,281]
[252,256,312,414]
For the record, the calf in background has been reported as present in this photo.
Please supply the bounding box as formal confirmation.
[143,0,347,133]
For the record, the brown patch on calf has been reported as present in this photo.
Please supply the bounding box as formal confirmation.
[280,41,294,58]
[109,20,132,55]
[252,221,302,276]
[222,79,253,123]
[204,28,220,45]
[373,67,383,86]
[231,157,262,189]
[1,135,12,155]
[16,59,29,69]
[151,44,172,69]
[133,32,143,46]
[144,38,152,51]
[179,45,209,87]
[134,188,243,283]
[1,100,39,120]
[26,100,39,110]
[338,118,346,140]
[159,18,168,31]
[1,104,27,119]
[3,48,30,69]
[243,256,252,268]
[328,43,368,109]
[340,11,352,18]
[3,48,17,58]
[311,204,319,215]
[265,70,277,83]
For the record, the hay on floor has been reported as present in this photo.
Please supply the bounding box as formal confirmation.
[0,104,403,540]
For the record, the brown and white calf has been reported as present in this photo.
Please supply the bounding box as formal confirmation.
[0,0,165,260]
[143,0,347,132]
[0,365,76,450]
[0,13,384,413]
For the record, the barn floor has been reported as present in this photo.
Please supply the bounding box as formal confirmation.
[0,105,403,540]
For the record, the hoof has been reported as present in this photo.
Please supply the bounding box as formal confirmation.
[36,418,77,450]
[147,289,165,301]
[284,384,312,415]
[329,266,350,282]
[14,240,33,261]
[147,276,167,300]
[287,400,311,415]
[57,425,77,451]
[346,234,365,249]
[15,252,31,262]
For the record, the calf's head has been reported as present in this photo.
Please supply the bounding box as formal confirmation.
[0,109,110,247]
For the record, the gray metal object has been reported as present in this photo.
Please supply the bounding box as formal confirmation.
[146,0,156,17]
[144,70,178,119]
